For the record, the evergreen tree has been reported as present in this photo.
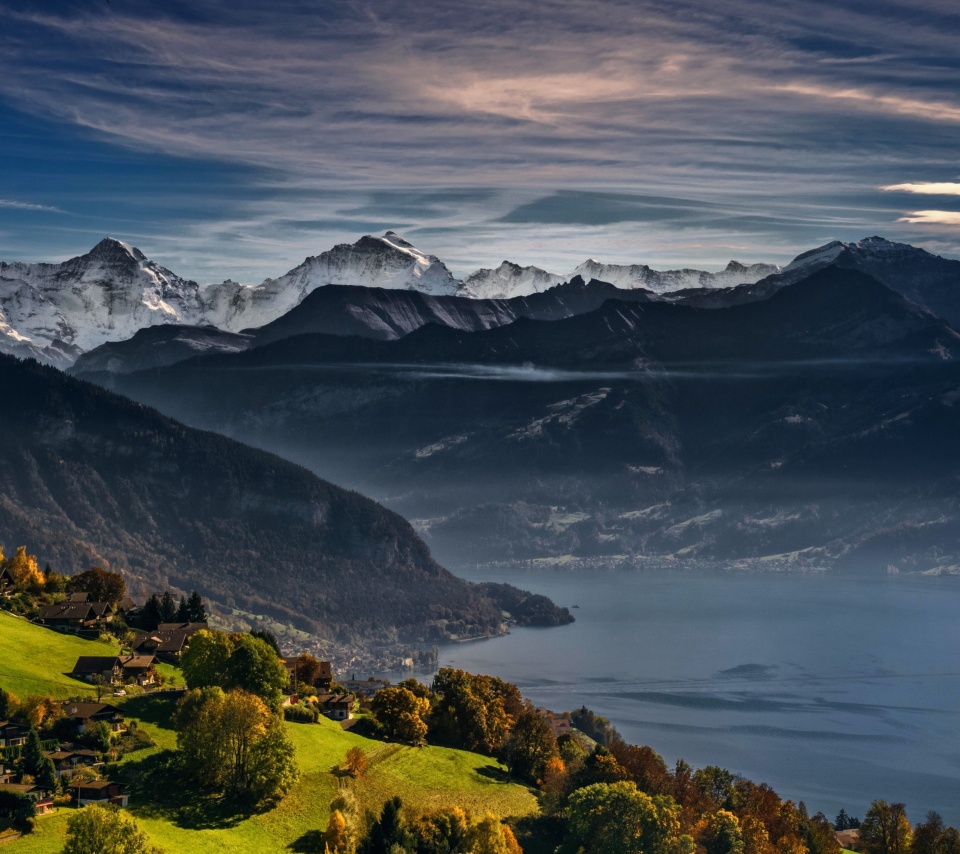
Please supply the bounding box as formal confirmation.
[175,595,190,622]
[21,726,46,778]
[186,591,208,623]
[361,797,408,854]
[141,594,163,631]
[251,629,281,657]
[159,591,178,623]
[36,757,59,794]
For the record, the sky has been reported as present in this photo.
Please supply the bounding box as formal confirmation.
[1,0,959,283]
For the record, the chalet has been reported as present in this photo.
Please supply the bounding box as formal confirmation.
[70,654,157,687]
[43,750,80,780]
[535,707,573,739]
[316,693,355,721]
[836,830,861,852]
[75,780,128,808]
[37,600,111,630]
[0,783,54,815]
[60,702,125,736]
[132,622,207,663]
[0,722,26,748]
[0,566,14,597]
[342,676,390,697]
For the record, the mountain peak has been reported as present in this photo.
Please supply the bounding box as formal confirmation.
[88,236,145,264]
[381,231,417,250]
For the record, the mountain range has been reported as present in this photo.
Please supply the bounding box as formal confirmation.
[2,232,790,366]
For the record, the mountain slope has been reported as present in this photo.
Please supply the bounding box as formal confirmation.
[0,353,507,641]
[101,266,960,572]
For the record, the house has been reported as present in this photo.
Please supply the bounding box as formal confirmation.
[0,722,26,748]
[0,566,14,597]
[132,622,207,663]
[75,780,128,808]
[535,707,573,739]
[0,783,54,815]
[316,693,356,721]
[315,660,333,691]
[70,654,157,687]
[60,702,125,735]
[342,676,390,697]
[43,750,81,780]
[836,830,861,852]
[0,763,14,786]
[37,600,111,630]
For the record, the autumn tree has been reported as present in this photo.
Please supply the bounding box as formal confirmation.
[912,813,960,854]
[63,803,165,854]
[343,746,367,779]
[67,567,126,604]
[466,814,524,854]
[180,629,287,705]
[324,809,353,854]
[174,686,298,804]
[430,668,519,754]
[704,809,745,854]
[610,741,671,795]
[561,781,695,854]
[502,707,558,783]
[371,686,430,745]
[861,801,912,854]
[5,546,43,591]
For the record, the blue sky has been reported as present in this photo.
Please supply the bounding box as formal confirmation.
[1,0,959,282]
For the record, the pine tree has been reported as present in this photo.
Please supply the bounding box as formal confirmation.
[159,591,178,623]
[141,594,162,631]
[175,596,190,622]
[21,727,46,778]
[186,591,208,623]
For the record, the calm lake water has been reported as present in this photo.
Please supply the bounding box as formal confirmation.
[396,569,960,826]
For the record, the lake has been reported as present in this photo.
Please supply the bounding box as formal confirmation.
[394,568,960,826]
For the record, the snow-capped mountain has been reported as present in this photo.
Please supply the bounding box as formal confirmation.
[5,231,957,368]
[458,257,779,298]
[0,237,207,366]
[202,231,460,333]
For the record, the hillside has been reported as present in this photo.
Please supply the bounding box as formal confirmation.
[0,353,509,642]
[0,616,537,854]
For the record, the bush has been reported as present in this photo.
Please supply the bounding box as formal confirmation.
[283,703,319,724]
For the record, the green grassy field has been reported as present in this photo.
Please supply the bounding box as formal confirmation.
[0,611,121,699]
[1,610,539,853]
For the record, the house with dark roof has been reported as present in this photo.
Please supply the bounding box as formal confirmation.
[0,783,54,815]
[132,622,207,663]
[316,693,356,721]
[71,654,158,687]
[37,600,111,629]
[342,676,390,697]
[75,780,128,808]
[0,566,14,597]
[60,702,125,736]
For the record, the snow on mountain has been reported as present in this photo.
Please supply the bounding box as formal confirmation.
[0,238,207,362]
[459,257,779,298]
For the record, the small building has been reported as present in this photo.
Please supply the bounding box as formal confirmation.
[0,566,14,597]
[75,780,128,808]
[535,707,573,739]
[0,722,26,748]
[70,654,157,687]
[132,622,207,663]
[60,702,126,736]
[0,783,54,815]
[316,693,355,721]
[37,600,111,630]
[342,676,391,697]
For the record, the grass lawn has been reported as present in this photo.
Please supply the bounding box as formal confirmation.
[0,611,120,698]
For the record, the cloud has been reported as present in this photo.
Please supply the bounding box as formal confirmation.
[898,211,960,225]
[0,199,64,213]
[883,183,960,195]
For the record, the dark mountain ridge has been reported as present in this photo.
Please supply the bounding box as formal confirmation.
[0,353,535,642]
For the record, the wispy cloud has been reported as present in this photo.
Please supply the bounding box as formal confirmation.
[0,199,64,213]
[883,183,960,195]
[0,0,959,274]
[898,211,960,225]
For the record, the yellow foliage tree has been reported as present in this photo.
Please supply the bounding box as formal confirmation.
[5,546,43,590]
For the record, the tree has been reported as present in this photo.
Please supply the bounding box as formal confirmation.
[324,809,353,854]
[694,765,737,809]
[502,707,558,783]
[140,595,163,631]
[704,810,745,854]
[174,686,298,804]
[175,596,189,623]
[226,634,289,704]
[561,781,695,854]
[63,803,164,854]
[67,567,126,604]
[343,746,367,779]
[251,629,281,657]
[466,815,524,854]
[371,687,430,745]
[912,813,960,854]
[609,741,671,795]
[186,591,207,623]
[861,801,912,854]
[158,591,178,623]
[180,629,235,690]
[359,796,408,854]
[20,726,46,778]
[430,668,517,754]
[5,546,43,591]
